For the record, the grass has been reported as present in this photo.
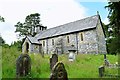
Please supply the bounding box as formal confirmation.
[2,47,118,78]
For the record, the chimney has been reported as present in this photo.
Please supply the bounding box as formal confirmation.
[36,25,47,34]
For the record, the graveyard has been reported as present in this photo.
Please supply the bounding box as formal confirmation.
[2,46,118,78]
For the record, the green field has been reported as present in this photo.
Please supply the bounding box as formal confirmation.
[2,47,118,78]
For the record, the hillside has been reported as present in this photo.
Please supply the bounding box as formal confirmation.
[2,47,118,78]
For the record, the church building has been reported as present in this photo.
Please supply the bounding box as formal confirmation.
[22,14,107,54]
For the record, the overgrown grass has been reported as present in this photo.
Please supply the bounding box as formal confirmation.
[2,47,118,78]
[2,47,20,78]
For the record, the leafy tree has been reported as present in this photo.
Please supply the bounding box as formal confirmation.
[0,16,5,22]
[15,13,42,37]
[0,35,5,46]
[10,40,23,51]
[105,1,120,54]
[102,23,109,38]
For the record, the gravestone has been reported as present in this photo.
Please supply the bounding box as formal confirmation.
[16,54,31,77]
[50,62,68,80]
[68,45,77,61]
[104,59,110,66]
[50,54,58,70]
[98,66,105,77]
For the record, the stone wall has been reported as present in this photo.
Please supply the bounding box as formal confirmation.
[78,29,98,54]
[22,38,41,53]
[22,38,31,53]
[32,44,41,53]
[62,33,77,54]
[38,20,106,54]
[40,29,101,54]
[96,19,107,54]
[39,40,47,54]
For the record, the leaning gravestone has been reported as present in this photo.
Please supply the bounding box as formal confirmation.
[50,62,68,80]
[50,54,58,70]
[16,54,31,77]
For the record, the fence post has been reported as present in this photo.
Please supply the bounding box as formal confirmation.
[99,66,105,77]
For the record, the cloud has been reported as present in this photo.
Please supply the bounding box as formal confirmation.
[103,17,109,25]
[0,0,87,45]
[0,22,18,45]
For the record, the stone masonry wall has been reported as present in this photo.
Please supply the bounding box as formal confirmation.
[22,38,41,53]
[78,29,98,54]
[40,29,100,54]
[96,20,107,54]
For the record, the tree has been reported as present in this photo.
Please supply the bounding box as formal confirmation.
[10,40,23,51]
[0,16,5,22]
[15,13,42,37]
[0,35,5,46]
[105,1,120,54]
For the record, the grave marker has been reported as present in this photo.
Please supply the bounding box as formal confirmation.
[68,45,77,61]
[50,54,58,70]
[50,62,68,80]
[16,54,31,77]
[98,66,105,77]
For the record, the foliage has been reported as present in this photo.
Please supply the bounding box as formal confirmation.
[0,35,5,46]
[10,40,23,51]
[0,16,5,22]
[15,13,42,37]
[105,1,120,54]
[102,23,109,38]
[2,47,21,78]
[2,47,118,78]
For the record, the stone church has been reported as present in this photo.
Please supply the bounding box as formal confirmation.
[22,14,107,54]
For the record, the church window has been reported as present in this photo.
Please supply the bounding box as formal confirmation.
[67,36,70,43]
[80,33,83,41]
[43,41,45,46]
[52,39,54,45]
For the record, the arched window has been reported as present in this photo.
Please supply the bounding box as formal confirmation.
[80,33,83,41]
[43,41,45,46]
[52,39,54,45]
[67,36,70,43]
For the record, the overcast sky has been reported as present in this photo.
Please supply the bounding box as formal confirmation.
[0,0,109,45]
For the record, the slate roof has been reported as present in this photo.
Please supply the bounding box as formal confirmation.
[35,15,99,40]
[27,36,40,44]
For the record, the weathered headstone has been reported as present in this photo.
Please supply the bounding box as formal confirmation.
[50,54,58,70]
[16,54,31,77]
[104,59,110,66]
[68,45,77,61]
[50,62,68,80]
[98,66,105,77]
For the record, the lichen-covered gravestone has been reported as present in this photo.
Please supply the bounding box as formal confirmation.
[50,62,68,80]
[50,54,58,70]
[16,54,31,77]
